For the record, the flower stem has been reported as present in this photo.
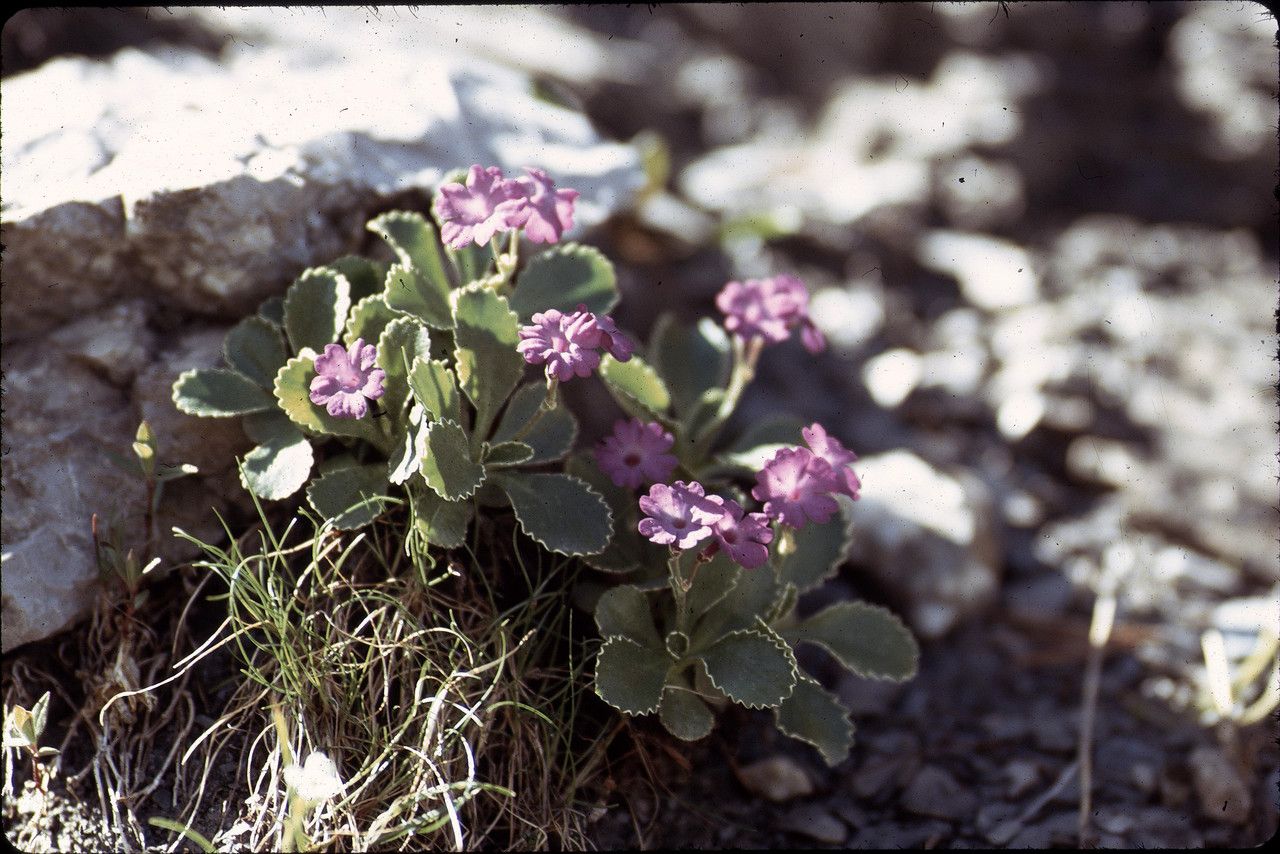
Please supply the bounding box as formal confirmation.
[506,379,558,444]
[690,336,763,461]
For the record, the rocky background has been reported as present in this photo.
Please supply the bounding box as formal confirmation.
[3,4,1278,849]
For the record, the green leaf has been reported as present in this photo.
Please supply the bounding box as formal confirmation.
[239,417,314,500]
[595,585,662,648]
[452,286,523,440]
[659,684,715,742]
[273,356,386,448]
[328,255,384,302]
[411,486,472,548]
[777,496,855,593]
[563,453,652,574]
[445,241,492,288]
[173,368,274,417]
[492,471,612,557]
[491,382,577,463]
[483,441,534,467]
[684,554,742,626]
[258,295,285,327]
[387,405,424,485]
[689,563,779,649]
[774,675,854,766]
[29,692,50,741]
[306,464,390,530]
[223,316,289,389]
[344,294,401,348]
[599,353,671,421]
[418,419,486,500]
[378,316,432,419]
[407,357,462,423]
[509,242,618,320]
[696,627,798,709]
[785,601,919,682]
[283,267,353,354]
[594,637,672,716]
[370,212,453,328]
[650,315,730,416]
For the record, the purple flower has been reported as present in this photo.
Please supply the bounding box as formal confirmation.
[505,167,579,244]
[433,165,526,249]
[309,338,386,419]
[516,306,635,383]
[801,422,861,500]
[596,419,677,490]
[638,481,725,549]
[752,447,841,528]
[705,496,774,569]
[715,274,826,354]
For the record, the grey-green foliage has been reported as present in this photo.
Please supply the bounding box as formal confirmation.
[587,318,919,765]
[167,189,617,555]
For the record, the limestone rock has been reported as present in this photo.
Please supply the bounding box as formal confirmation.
[1,19,645,651]
[846,450,1001,639]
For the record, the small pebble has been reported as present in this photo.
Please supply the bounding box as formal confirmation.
[737,755,815,803]
[901,765,978,821]
[780,805,848,845]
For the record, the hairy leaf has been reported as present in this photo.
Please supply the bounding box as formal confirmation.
[306,464,390,530]
[595,585,662,649]
[224,316,289,389]
[650,314,730,416]
[491,382,577,462]
[418,419,486,500]
[509,242,618,320]
[696,626,798,709]
[774,675,854,766]
[173,368,274,417]
[407,357,461,423]
[344,294,400,349]
[785,601,919,682]
[239,418,313,500]
[483,441,534,467]
[378,316,431,420]
[328,255,384,302]
[689,562,779,649]
[387,405,424,485]
[564,453,653,574]
[369,211,453,328]
[452,286,523,440]
[283,267,352,354]
[658,684,715,742]
[594,637,672,716]
[411,486,472,548]
[492,471,611,557]
[599,353,671,421]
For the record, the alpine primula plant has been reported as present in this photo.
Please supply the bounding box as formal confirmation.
[172,164,917,766]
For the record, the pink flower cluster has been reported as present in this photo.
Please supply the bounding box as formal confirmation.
[433,165,579,249]
[596,418,677,489]
[309,338,386,419]
[517,304,634,383]
[715,274,825,354]
[637,481,773,569]
[752,423,861,528]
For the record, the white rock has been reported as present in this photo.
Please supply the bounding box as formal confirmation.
[736,755,815,803]
[847,451,1001,638]
[917,230,1039,311]
[863,349,923,408]
[2,37,644,342]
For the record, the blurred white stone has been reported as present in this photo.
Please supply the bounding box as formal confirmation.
[3,37,645,341]
[848,451,1001,638]
[917,231,1039,311]
[863,349,923,408]
[808,286,885,352]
